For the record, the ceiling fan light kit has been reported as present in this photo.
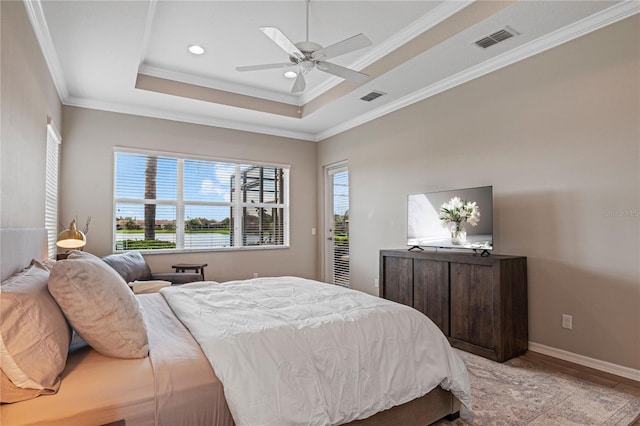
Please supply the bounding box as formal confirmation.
[235,0,372,94]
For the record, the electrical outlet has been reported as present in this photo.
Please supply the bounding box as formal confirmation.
[311,228,316,235]
[562,314,573,330]
[253,272,259,278]
[374,278,379,289]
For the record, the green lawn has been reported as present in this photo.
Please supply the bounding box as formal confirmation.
[117,229,230,235]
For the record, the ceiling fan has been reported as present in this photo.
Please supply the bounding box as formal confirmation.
[235,0,372,94]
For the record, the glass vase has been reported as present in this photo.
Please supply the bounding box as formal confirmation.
[451,223,467,245]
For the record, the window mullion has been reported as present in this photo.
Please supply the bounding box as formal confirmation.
[234,164,242,248]
[176,159,185,249]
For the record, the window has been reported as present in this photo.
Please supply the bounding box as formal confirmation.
[45,120,62,258]
[113,149,289,252]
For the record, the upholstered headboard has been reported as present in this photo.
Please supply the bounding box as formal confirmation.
[0,228,48,281]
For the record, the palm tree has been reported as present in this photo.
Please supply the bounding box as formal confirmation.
[144,156,157,241]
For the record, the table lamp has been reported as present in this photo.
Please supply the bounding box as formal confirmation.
[56,219,87,250]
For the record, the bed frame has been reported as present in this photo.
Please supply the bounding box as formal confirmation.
[348,387,460,425]
[0,228,460,425]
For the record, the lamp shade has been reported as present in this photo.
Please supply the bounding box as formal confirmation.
[56,220,86,250]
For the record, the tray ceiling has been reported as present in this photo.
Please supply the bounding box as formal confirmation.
[26,0,639,141]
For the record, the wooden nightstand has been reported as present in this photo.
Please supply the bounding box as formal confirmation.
[171,263,208,281]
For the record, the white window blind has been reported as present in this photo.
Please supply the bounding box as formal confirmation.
[113,149,289,252]
[331,168,349,287]
[45,120,61,259]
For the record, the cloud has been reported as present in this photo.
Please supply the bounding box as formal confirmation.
[201,179,216,194]
[200,178,231,202]
[216,164,235,183]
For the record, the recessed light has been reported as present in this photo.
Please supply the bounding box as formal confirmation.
[188,45,205,55]
[284,71,297,79]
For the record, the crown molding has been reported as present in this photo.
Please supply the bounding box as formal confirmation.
[300,0,474,104]
[23,0,69,101]
[316,0,640,141]
[138,64,300,106]
[63,96,316,142]
[138,0,157,67]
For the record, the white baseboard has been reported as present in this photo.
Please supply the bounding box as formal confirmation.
[528,342,640,382]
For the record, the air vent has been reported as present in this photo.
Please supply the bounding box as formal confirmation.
[360,91,386,102]
[475,26,518,49]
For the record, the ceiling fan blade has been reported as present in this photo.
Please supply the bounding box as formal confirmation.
[291,72,306,93]
[311,33,372,61]
[236,62,296,72]
[260,27,304,60]
[316,61,369,83]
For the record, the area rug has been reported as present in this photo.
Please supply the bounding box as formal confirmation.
[435,350,640,426]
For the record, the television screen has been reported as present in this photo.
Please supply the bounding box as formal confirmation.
[407,186,493,251]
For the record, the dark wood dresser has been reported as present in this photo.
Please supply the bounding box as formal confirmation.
[379,249,528,362]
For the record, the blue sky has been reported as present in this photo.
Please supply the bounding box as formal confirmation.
[115,153,234,221]
[115,153,283,222]
[333,170,349,217]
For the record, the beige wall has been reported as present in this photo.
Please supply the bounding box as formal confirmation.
[60,107,318,282]
[317,17,640,370]
[1,1,62,228]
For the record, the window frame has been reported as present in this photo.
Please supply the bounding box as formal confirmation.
[113,147,290,254]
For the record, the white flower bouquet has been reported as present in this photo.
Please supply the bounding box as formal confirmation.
[439,196,481,232]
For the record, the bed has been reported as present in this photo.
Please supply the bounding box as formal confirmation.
[0,228,468,425]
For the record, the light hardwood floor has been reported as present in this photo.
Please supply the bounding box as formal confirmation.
[522,351,640,425]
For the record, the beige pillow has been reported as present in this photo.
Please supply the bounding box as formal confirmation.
[0,260,69,403]
[48,252,149,359]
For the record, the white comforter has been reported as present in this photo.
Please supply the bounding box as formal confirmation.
[161,277,471,426]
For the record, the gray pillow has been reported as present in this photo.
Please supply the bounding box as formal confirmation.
[48,251,149,359]
[0,260,69,403]
[102,251,151,283]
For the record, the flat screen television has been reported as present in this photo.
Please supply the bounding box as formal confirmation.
[407,185,493,252]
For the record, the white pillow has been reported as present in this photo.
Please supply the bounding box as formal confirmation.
[48,252,149,359]
[129,280,171,294]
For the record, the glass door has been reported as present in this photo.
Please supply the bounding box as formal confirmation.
[325,163,349,287]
